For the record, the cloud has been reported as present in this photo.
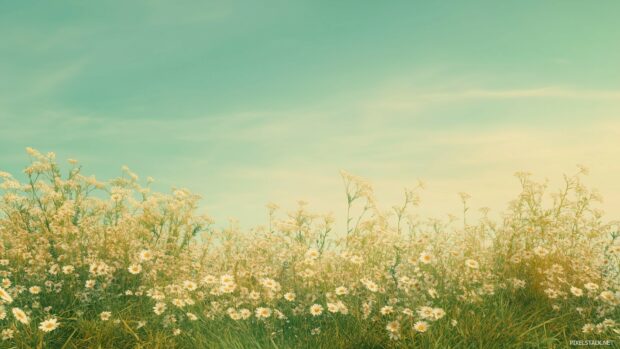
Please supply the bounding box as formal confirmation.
[3,76,619,230]
[420,87,620,101]
[363,85,620,114]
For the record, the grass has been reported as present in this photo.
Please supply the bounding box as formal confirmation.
[0,149,618,348]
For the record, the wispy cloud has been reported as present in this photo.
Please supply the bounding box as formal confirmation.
[419,87,620,101]
[363,85,620,113]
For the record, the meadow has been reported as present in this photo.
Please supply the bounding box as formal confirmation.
[0,148,618,348]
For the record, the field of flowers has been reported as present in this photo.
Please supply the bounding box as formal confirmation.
[0,148,619,348]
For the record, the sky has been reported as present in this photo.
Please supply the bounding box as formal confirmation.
[1,1,620,228]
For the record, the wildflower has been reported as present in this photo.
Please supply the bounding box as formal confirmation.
[380,305,394,315]
[310,304,323,316]
[417,306,434,319]
[428,288,438,298]
[183,280,197,291]
[337,301,348,314]
[306,248,320,260]
[414,321,429,333]
[153,302,166,315]
[220,283,236,293]
[29,286,41,295]
[311,327,321,335]
[544,288,559,299]
[1,329,14,340]
[220,274,235,285]
[62,265,75,274]
[202,275,217,284]
[362,302,372,318]
[595,323,605,334]
[89,261,110,276]
[100,311,112,321]
[260,278,280,291]
[85,280,96,289]
[602,319,616,327]
[255,307,271,319]
[570,287,583,297]
[582,323,595,333]
[172,328,181,336]
[350,255,363,265]
[139,250,153,262]
[249,291,260,300]
[335,286,349,296]
[451,319,458,327]
[128,264,142,275]
[419,252,433,264]
[386,320,400,333]
[482,284,495,295]
[362,279,378,292]
[327,302,339,313]
[239,308,252,319]
[512,279,526,289]
[402,308,414,317]
[599,290,616,304]
[39,318,59,332]
[283,292,296,301]
[465,259,479,269]
[186,312,198,321]
[584,282,599,292]
[0,287,13,303]
[275,309,287,320]
[12,307,29,324]
[533,246,549,257]
[432,308,446,320]
[228,309,241,320]
[172,298,185,308]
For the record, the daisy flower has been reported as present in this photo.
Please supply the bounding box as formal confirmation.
[12,307,29,325]
[414,321,429,333]
[128,264,142,275]
[39,318,59,333]
[309,304,323,316]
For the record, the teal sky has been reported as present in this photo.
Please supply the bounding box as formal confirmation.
[2,1,620,227]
